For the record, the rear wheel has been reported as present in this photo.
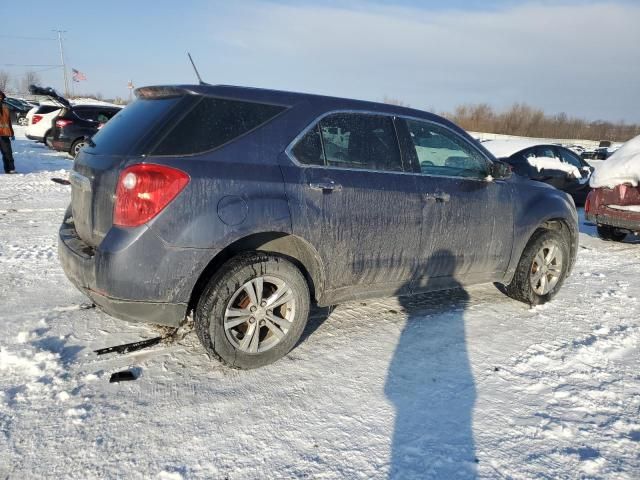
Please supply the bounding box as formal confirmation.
[195,252,310,369]
[597,225,626,242]
[505,229,570,305]
[43,130,52,148]
[70,139,86,158]
[17,116,28,126]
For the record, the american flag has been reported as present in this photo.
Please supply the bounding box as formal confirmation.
[72,68,87,82]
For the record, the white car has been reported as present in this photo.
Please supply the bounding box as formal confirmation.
[25,104,62,143]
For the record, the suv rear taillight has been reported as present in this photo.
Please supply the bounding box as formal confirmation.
[113,164,190,227]
[32,115,43,125]
[585,191,594,214]
[56,119,73,128]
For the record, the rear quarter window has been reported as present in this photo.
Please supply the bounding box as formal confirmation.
[152,97,287,156]
[86,97,182,156]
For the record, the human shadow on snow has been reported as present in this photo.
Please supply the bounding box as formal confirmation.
[385,249,477,479]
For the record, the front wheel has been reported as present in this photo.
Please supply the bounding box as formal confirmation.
[597,225,626,242]
[195,252,310,369]
[504,229,570,305]
[18,116,28,126]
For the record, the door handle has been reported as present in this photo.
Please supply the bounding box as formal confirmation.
[423,192,450,203]
[309,181,342,192]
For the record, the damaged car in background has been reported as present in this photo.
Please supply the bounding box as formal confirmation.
[483,140,594,205]
[58,84,579,369]
[586,134,640,241]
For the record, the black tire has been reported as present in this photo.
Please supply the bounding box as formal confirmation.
[195,252,310,369]
[43,130,52,148]
[597,225,626,242]
[70,139,86,158]
[504,228,571,306]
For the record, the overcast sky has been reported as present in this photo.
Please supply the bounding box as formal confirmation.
[3,0,639,122]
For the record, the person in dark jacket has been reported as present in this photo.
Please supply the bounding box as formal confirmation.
[0,90,16,174]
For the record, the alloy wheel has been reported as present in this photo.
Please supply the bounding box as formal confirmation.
[223,275,296,354]
[74,142,86,157]
[530,240,563,295]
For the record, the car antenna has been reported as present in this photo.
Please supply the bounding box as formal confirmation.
[187,52,207,85]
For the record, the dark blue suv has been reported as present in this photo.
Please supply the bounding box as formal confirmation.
[59,85,578,368]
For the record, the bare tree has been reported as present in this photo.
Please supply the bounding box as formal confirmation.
[0,71,10,92]
[444,102,640,142]
[19,71,41,94]
[383,96,410,107]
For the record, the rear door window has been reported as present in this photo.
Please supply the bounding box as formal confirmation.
[290,112,403,172]
[152,97,287,156]
[534,146,559,158]
[318,113,402,172]
[73,108,99,121]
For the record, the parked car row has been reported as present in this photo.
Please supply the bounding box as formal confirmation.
[2,96,37,126]
[59,83,579,369]
[23,86,122,157]
[580,140,622,161]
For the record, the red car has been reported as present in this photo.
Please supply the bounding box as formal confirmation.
[585,184,640,241]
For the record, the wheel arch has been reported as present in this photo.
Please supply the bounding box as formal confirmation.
[188,231,325,313]
[504,215,578,285]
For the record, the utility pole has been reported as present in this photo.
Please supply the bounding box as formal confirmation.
[54,29,69,97]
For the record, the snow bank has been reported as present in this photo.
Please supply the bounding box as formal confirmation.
[527,156,582,178]
[481,139,542,158]
[590,135,640,188]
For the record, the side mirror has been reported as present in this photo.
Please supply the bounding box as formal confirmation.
[490,161,512,179]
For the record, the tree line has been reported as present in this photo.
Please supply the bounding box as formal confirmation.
[384,97,640,142]
[444,103,640,143]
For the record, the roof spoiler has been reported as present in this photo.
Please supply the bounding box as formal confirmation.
[134,86,195,99]
[28,85,72,109]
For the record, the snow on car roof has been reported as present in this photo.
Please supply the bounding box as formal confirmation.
[482,139,549,158]
[70,98,122,108]
[590,134,640,188]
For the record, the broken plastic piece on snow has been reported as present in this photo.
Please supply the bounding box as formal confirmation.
[109,370,137,383]
[80,303,96,310]
[94,336,163,356]
[51,177,71,185]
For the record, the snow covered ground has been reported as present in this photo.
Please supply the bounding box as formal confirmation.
[1,127,639,479]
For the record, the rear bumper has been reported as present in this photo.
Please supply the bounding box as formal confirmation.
[51,138,72,152]
[58,211,216,327]
[585,210,640,232]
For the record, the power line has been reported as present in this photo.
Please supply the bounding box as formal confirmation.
[1,64,61,67]
[0,34,56,41]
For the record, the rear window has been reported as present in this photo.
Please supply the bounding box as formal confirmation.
[35,105,59,115]
[86,97,182,156]
[73,107,121,122]
[152,97,287,156]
